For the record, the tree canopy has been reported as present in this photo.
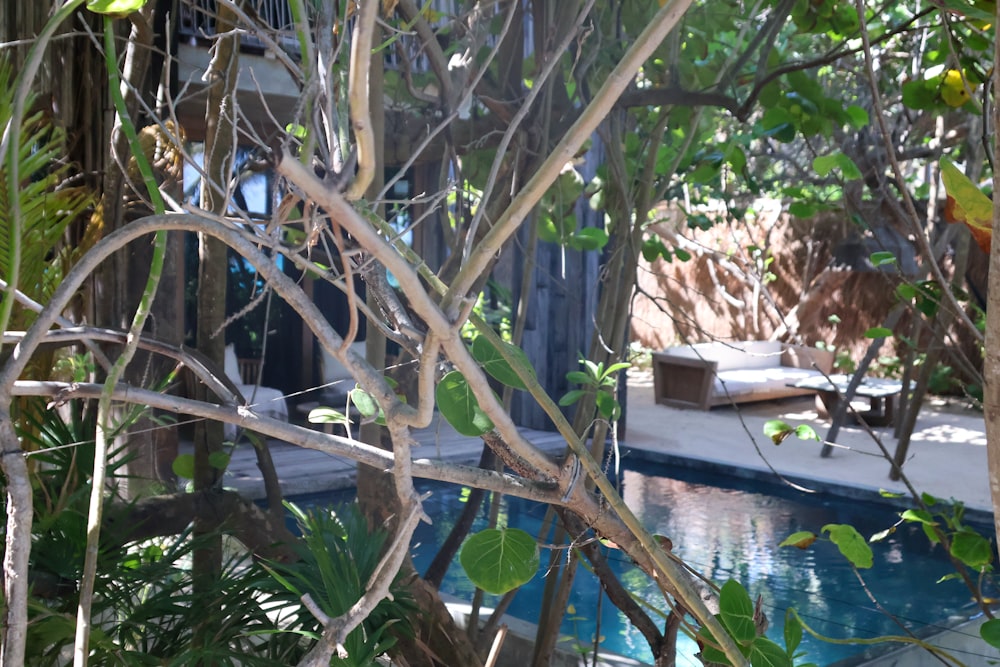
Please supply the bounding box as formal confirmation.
[0,1,999,666]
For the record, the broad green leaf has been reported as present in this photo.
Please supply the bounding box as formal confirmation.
[844,105,869,129]
[750,636,792,667]
[172,453,195,480]
[459,528,538,594]
[435,371,494,436]
[901,78,940,110]
[813,152,861,180]
[779,531,817,549]
[981,619,1000,648]
[864,327,893,339]
[308,406,351,425]
[940,159,992,254]
[697,622,738,664]
[823,524,873,569]
[719,579,757,643]
[879,488,905,499]
[950,530,993,569]
[788,201,816,218]
[569,227,609,251]
[87,0,147,14]
[208,451,230,471]
[350,388,379,418]
[471,336,534,390]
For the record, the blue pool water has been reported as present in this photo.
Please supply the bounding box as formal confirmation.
[291,459,994,666]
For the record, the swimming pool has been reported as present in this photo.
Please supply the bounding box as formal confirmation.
[291,458,994,666]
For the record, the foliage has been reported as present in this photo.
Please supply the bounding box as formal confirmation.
[260,502,417,667]
[459,527,539,594]
[559,357,631,421]
[697,580,798,667]
[0,58,92,331]
[7,0,1000,665]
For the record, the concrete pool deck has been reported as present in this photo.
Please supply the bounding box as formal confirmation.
[226,370,993,517]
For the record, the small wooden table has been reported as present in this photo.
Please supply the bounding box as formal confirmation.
[790,374,907,428]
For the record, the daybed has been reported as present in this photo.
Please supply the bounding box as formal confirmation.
[651,340,834,410]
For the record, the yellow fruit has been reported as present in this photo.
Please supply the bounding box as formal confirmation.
[941,69,976,108]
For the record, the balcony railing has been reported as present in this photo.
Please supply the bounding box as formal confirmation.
[179,0,298,54]
[178,0,532,74]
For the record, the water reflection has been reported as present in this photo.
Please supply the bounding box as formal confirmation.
[297,461,991,665]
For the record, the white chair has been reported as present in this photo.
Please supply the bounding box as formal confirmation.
[223,344,289,439]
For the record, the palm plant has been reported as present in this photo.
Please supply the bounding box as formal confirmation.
[0,56,93,334]
[260,502,418,667]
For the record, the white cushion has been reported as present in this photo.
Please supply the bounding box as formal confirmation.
[320,341,367,385]
[722,341,783,371]
[224,344,241,384]
[715,367,823,397]
[222,344,289,440]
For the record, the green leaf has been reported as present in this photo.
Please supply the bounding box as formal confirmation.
[566,370,593,385]
[794,425,819,441]
[870,251,897,267]
[812,154,839,177]
[350,389,379,418]
[719,579,757,643]
[844,105,869,129]
[864,327,893,339]
[696,623,733,664]
[788,201,817,218]
[435,371,494,436]
[823,524,873,569]
[208,450,230,471]
[558,389,586,407]
[980,619,1000,648]
[784,609,802,656]
[459,528,538,594]
[763,420,794,445]
[750,636,792,667]
[813,152,862,180]
[285,123,308,139]
[568,227,609,251]
[941,158,993,254]
[601,361,632,378]
[595,392,621,420]
[87,0,147,14]
[779,531,817,549]
[901,78,940,110]
[900,509,937,525]
[950,530,993,569]
[171,453,195,480]
[471,336,534,390]
[308,407,351,425]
